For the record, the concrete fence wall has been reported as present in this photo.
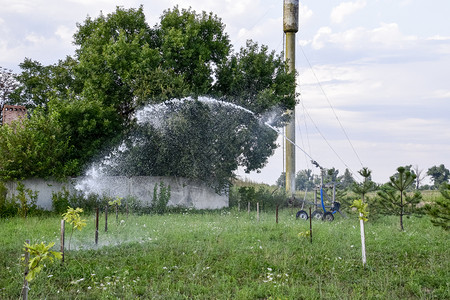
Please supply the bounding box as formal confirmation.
[6,177,228,210]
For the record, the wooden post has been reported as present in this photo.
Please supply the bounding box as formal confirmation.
[248,202,250,215]
[257,202,260,222]
[276,205,279,224]
[60,220,65,263]
[105,205,108,232]
[126,201,129,218]
[22,239,30,300]
[115,204,119,224]
[309,207,312,244]
[95,208,99,245]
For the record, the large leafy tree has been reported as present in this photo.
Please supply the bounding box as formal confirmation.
[427,164,450,189]
[5,6,295,187]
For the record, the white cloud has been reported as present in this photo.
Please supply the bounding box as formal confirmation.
[330,0,366,24]
[299,3,313,27]
[55,25,76,44]
[432,89,450,99]
[311,23,417,50]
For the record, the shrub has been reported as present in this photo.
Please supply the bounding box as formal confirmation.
[51,187,71,214]
[11,182,38,218]
[0,181,18,218]
[151,181,171,214]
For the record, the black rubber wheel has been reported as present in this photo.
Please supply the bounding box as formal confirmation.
[311,210,323,220]
[323,212,334,221]
[331,202,341,212]
[296,210,308,220]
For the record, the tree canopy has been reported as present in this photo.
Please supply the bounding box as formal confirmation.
[1,6,296,188]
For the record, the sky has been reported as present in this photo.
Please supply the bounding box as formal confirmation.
[0,0,449,185]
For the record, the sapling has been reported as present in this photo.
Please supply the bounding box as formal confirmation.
[22,241,61,299]
[351,167,376,268]
[62,207,86,250]
[351,199,369,267]
[23,242,62,282]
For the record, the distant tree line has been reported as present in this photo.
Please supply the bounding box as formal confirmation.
[276,164,449,191]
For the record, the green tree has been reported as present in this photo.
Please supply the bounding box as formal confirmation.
[0,66,19,106]
[9,58,79,108]
[352,168,376,201]
[425,183,450,230]
[9,6,296,189]
[427,164,450,189]
[159,6,231,95]
[341,168,356,190]
[376,166,421,231]
[213,40,296,119]
[276,172,286,188]
[0,108,78,180]
[295,169,315,191]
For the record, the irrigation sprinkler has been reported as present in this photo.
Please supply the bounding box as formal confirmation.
[295,161,345,222]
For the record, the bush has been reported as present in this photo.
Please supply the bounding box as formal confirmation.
[0,181,18,218]
[151,181,171,214]
[51,187,71,214]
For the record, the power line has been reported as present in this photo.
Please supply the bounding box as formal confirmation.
[298,44,364,170]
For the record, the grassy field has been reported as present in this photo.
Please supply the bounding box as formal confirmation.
[0,209,448,299]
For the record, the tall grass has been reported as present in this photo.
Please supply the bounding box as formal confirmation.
[0,209,448,299]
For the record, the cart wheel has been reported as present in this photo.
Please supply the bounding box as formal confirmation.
[323,212,334,221]
[331,202,341,212]
[311,210,323,220]
[296,210,308,220]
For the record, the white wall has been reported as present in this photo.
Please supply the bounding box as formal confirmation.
[6,177,228,210]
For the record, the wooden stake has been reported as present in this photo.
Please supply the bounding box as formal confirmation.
[105,205,108,232]
[60,220,65,263]
[276,205,279,224]
[115,204,119,224]
[309,207,312,244]
[257,202,260,222]
[248,202,250,215]
[126,201,129,218]
[95,208,99,245]
[22,239,30,300]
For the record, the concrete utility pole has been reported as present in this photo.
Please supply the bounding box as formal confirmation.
[283,0,298,196]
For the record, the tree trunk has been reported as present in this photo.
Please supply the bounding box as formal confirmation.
[400,193,404,231]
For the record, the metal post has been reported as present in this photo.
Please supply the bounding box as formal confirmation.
[284,0,299,196]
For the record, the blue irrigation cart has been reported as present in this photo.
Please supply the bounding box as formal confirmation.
[295,161,344,222]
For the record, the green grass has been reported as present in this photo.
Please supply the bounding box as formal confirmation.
[0,209,448,299]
